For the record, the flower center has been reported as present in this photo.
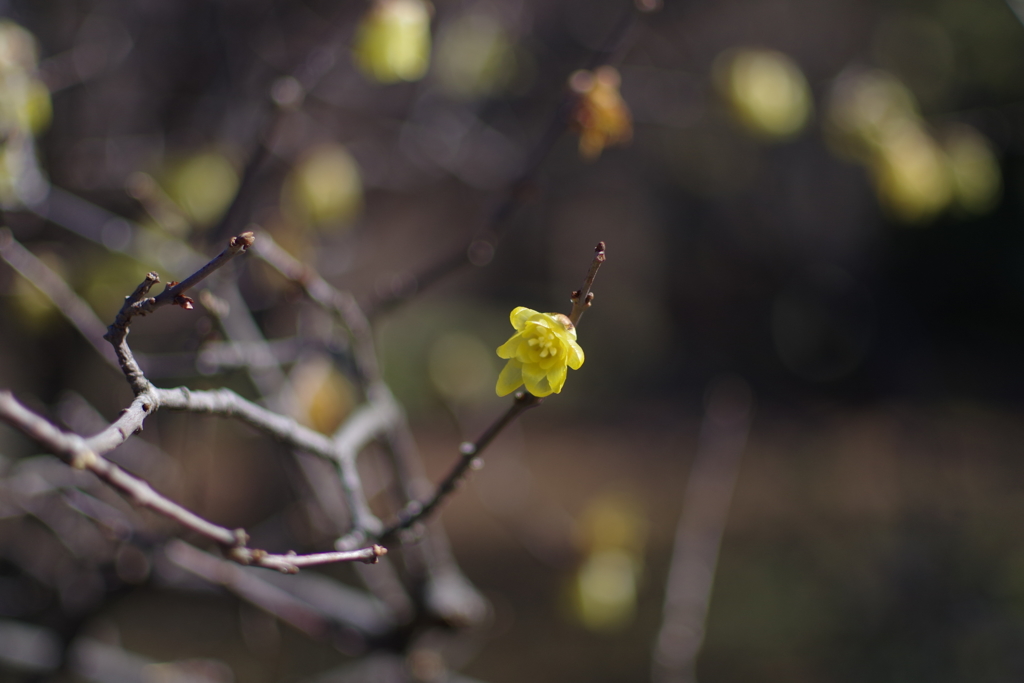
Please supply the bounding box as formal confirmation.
[526,327,558,358]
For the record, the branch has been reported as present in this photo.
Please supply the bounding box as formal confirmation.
[163,539,395,651]
[329,385,403,540]
[163,540,337,640]
[26,190,288,395]
[253,233,380,383]
[0,228,117,366]
[652,377,753,683]
[8,369,397,544]
[0,390,385,573]
[362,2,649,318]
[375,419,491,627]
[228,546,386,573]
[153,387,338,459]
[377,392,540,545]
[569,241,607,326]
[104,232,255,395]
[196,338,303,373]
[377,243,607,544]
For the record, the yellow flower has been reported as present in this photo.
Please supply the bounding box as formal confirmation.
[496,307,584,397]
[569,66,633,160]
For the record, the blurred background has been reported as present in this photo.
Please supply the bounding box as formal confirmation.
[2,0,1024,681]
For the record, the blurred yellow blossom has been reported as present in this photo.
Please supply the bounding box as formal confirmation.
[165,151,239,229]
[943,124,1001,215]
[571,493,647,631]
[281,143,363,230]
[870,118,952,224]
[353,0,432,84]
[826,68,920,163]
[715,48,812,140]
[0,20,38,73]
[0,20,50,207]
[824,68,1002,224]
[434,10,516,99]
[495,307,584,397]
[569,66,632,160]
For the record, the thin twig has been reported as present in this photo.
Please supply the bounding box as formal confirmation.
[328,384,404,540]
[253,233,380,383]
[0,390,385,573]
[0,228,117,366]
[104,232,255,395]
[154,387,338,458]
[163,540,337,639]
[163,539,394,652]
[652,377,753,683]
[377,393,540,545]
[375,243,605,544]
[254,234,417,538]
[362,3,649,319]
[377,420,490,627]
[229,546,385,573]
[569,241,607,326]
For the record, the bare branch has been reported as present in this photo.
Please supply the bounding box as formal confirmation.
[569,241,607,326]
[83,394,156,454]
[652,377,753,683]
[0,228,117,366]
[377,420,490,627]
[164,540,335,639]
[377,392,540,545]
[377,241,607,543]
[253,232,380,383]
[106,231,254,336]
[162,540,393,652]
[330,388,402,540]
[153,387,338,459]
[103,232,255,395]
[0,390,384,573]
[362,2,647,318]
[0,390,235,544]
[228,545,386,573]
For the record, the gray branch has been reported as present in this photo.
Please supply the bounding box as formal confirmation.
[0,390,384,573]
[104,232,255,395]
[0,228,117,366]
[652,377,753,683]
[253,232,380,383]
[376,242,607,544]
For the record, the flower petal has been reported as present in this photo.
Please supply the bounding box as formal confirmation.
[496,333,524,359]
[528,317,553,331]
[522,361,553,397]
[524,370,553,397]
[567,340,585,370]
[495,359,524,396]
[538,355,560,370]
[510,307,538,331]
[546,363,568,394]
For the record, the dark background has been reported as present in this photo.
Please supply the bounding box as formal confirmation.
[2,0,1024,681]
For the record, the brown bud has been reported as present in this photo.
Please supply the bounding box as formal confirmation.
[552,312,575,332]
[230,231,255,249]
